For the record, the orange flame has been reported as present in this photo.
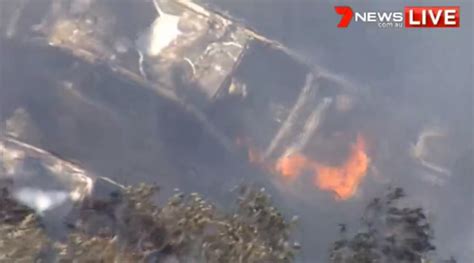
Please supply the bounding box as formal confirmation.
[314,135,369,200]
[276,153,309,181]
[274,134,369,200]
[236,134,370,200]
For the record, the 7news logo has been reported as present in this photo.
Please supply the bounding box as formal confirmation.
[335,6,460,28]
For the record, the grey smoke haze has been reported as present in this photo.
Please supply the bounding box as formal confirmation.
[202,0,473,262]
[1,0,471,262]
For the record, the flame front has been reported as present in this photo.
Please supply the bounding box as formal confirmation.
[275,135,369,200]
[237,134,370,200]
[313,135,369,200]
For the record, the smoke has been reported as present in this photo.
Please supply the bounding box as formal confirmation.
[203,0,473,261]
[1,0,470,261]
[13,187,70,215]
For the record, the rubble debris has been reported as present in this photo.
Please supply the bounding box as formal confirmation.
[265,74,316,159]
[1,0,368,203]
[410,126,452,183]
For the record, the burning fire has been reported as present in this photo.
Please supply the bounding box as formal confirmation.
[236,134,370,200]
[276,153,309,181]
[275,134,369,200]
[313,135,369,199]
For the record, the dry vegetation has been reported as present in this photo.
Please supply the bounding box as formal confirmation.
[0,184,299,263]
[0,183,454,263]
